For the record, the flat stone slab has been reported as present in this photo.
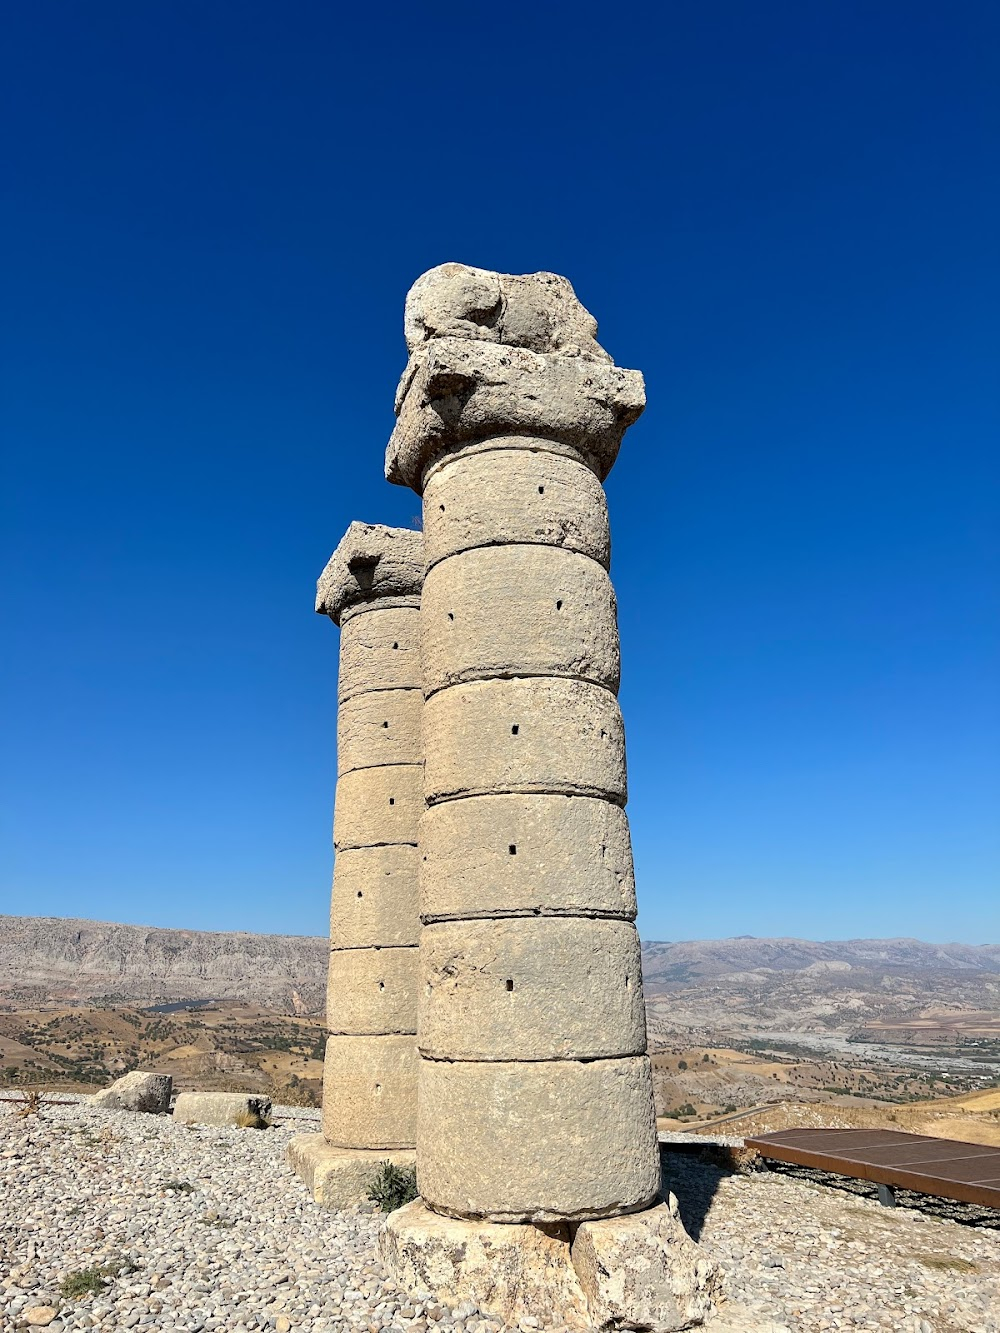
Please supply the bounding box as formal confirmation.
[287,1134,415,1209]
[172,1091,272,1127]
[91,1070,172,1114]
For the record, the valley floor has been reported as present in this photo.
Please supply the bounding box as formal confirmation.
[1,1099,997,1333]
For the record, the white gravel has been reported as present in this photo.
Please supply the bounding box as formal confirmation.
[2,1098,997,1333]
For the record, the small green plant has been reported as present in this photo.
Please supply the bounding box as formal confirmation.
[366,1160,418,1213]
[60,1267,110,1300]
[163,1179,195,1193]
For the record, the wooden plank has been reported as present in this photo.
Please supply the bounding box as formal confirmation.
[745,1128,1000,1210]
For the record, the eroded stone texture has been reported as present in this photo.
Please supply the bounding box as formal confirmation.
[419,917,646,1061]
[423,678,627,804]
[327,945,420,1035]
[387,339,645,491]
[572,1199,722,1331]
[322,1034,418,1149]
[417,1056,660,1222]
[422,444,611,572]
[403,263,610,363]
[287,1134,415,1209]
[337,605,422,704]
[316,522,422,623]
[91,1070,172,1114]
[421,546,619,696]
[420,794,636,923]
[380,1200,590,1329]
[336,687,423,774]
[333,764,423,851]
[331,845,420,947]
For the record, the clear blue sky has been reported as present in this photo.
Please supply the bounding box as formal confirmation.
[2,2,997,944]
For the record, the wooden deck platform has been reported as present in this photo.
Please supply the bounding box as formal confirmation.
[745,1128,1000,1209]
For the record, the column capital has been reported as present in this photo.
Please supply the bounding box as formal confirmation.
[316,522,423,624]
[385,264,645,493]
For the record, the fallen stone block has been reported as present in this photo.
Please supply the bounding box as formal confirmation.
[287,1133,415,1208]
[172,1091,272,1127]
[571,1196,721,1330]
[91,1070,172,1114]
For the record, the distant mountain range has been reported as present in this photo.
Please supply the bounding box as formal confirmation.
[0,914,996,1014]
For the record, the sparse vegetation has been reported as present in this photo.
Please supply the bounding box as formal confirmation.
[235,1108,271,1129]
[366,1161,418,1213]
[163,1179,195,1193]
[60,1267,111,1300]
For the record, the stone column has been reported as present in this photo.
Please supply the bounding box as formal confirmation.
[288,522,423,1207]
[379,266,718,1329]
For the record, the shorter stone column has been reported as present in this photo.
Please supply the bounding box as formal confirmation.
[288,522,423,1207]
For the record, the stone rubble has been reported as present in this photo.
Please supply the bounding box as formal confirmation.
[3,1099,997,1333]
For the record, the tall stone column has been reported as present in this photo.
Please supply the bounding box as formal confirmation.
[380,267,718,1329]
[288,522,423,1207]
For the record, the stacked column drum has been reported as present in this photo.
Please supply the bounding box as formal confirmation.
[387,264,662,1224]
[320,523,423,1152]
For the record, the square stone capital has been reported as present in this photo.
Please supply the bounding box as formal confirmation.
[316,522,423,623]
[385,338,645,492]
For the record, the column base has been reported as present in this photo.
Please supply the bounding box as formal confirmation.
[287,1133,415,1209]
[379,1197,721,1330]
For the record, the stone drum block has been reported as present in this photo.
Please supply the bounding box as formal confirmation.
[419,917,646,1061]
[420,794,636,923]
[421,546,620,696]
[423,678,627,804]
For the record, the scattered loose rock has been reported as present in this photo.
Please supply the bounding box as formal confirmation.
[1,1100,997,1333]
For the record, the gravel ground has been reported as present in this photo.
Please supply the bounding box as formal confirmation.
[1,1099,997,1333]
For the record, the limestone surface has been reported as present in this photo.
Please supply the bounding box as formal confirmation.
[419,917,646,1061]
[422,678,627,804]
[417,1056,660,1222]
[337,687,423,774]
[91,1070,172,1114]
[422,444,611,572]
[572,1199,722,1331]
[380,1199,590,1329]
[331,844,420,947]
[421,546,620,696]
[419,793,637,922]
[322,1034,417,1149]
[337,604,422,704]
[316,522,423,624]
[333,764,423,851]
[326,945,420,1035]
[172,1091,272,1127]
[403,263,610,363]
[286,1133,415,1209]
[386,339,645,491]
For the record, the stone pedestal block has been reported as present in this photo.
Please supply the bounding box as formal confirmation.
[419,917,646,1060]
[287,1133,415,1209]
[422,443,611,572]
[322,1034,418,1149]
[421,545,619,695]
[327,945,420,1035]
[419,793,636,922]
[380,1200,589,1329]
[423,678,627,804]
[331,845,420,947]
[417,1056,659,1222]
